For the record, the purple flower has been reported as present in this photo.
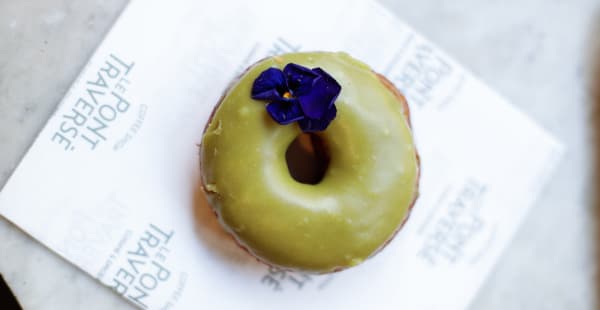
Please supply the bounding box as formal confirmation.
[251,63,341,132]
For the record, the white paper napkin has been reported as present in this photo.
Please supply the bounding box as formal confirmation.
[0,0,564,309]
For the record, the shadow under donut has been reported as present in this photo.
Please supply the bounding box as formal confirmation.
[191,176,264,269]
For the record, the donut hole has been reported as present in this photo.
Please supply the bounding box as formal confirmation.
[285,133,330,185]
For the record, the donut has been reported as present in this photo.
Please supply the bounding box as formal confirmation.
[200,52,419,273]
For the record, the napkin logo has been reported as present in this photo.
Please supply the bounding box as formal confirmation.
[51,54,135,151]
[260,266,335,292]
[261,266,312,292]
[236,37,301,76]
[110,224,174,309]
[392,43,453,108]
[417,179,487,266]
[266,37,301,57]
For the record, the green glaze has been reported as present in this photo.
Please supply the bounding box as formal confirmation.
[201,52,419,273]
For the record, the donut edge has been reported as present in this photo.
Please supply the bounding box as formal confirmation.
[368,73,421,259]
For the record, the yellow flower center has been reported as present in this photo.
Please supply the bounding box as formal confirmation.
[283,91,293,99]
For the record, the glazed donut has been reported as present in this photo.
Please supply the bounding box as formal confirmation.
[200,52,419,273]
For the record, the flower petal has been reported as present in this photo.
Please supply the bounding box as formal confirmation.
[299,104,337,132]
[283,63,319,96]
[311,68,341,110]
[251,68,288,101]
[297,68,341,119]
[266,99,305,125]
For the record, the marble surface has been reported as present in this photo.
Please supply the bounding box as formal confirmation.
[0,0,597,309]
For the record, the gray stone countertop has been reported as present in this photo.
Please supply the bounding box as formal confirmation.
[0,0,597,309]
